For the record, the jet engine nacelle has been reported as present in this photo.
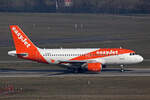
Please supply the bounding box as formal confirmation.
[86,63,102,72]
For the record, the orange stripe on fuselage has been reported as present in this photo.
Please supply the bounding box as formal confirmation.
[70,48,135,61]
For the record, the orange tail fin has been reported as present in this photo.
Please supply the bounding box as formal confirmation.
[10,25,47,63]
[10,25,37,54]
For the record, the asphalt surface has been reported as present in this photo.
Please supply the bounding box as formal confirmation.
[0,68,150,77]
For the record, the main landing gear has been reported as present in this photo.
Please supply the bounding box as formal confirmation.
[67,67,84,73]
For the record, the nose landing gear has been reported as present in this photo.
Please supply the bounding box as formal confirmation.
[120,65,124,72]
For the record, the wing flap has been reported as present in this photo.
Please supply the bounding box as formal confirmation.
[58,60,86,64]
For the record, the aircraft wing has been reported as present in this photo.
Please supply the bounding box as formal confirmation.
[58,60,87,63]
[58,60,99,64]
[58,60,102,72]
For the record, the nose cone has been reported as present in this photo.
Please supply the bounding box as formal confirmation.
[137,55,144,63]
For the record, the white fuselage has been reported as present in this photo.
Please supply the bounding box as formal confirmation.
[37,48,143,65]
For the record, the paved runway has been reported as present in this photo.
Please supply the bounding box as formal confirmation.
[0,60,150,77]
[0,68,150,77]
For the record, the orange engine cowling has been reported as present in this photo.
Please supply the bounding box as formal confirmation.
[87,63,102,72]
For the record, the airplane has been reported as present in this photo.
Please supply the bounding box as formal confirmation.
[8,25,144,73]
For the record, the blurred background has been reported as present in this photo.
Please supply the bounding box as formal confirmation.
[0,0,150,14]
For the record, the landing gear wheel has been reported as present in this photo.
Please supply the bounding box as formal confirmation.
[67,68,79,73]
[67,68,74,72]
[74,69,79,73]
[71,68,84,73]
[120,65,124,72]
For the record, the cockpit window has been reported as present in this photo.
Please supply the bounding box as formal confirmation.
[130,53,135,55]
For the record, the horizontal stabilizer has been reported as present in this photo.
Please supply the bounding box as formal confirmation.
[8,50,28,57]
